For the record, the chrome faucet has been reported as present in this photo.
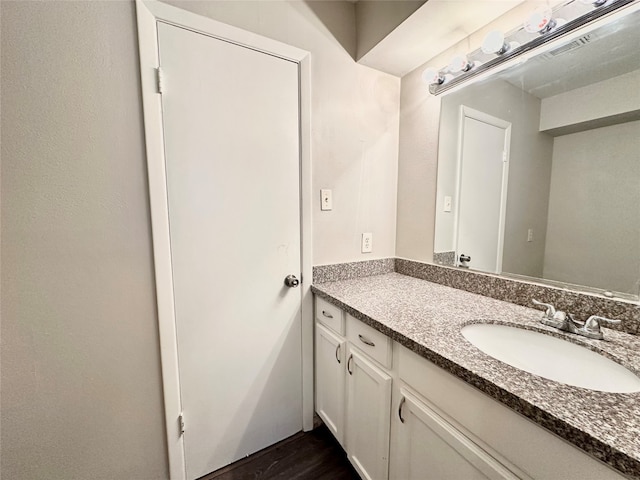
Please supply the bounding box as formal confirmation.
[531,299,621,340]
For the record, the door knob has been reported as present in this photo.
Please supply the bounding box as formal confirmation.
[458,254,471,268]
[284,274,300,288]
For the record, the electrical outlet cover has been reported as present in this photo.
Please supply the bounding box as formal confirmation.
[361,232,373,253]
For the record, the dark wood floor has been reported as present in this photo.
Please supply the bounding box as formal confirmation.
[199,425,360,480]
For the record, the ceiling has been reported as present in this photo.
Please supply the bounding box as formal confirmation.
[357,0,527,76]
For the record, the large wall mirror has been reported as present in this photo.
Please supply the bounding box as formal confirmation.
[433,5,640,299]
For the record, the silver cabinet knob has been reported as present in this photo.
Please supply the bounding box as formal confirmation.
[284,274,300,288]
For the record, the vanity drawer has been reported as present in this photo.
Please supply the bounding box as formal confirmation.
[346,314,392,369]
[316,297,345,335]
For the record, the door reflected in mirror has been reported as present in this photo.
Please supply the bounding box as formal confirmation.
[433,7,640,298]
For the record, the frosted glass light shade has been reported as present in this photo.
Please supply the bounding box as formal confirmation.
[524,7,555,33]
[448,55,472,73]
[482,31,507,54]
[422,67,443,85]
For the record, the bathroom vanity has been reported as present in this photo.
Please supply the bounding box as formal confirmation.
[312,267,640,480]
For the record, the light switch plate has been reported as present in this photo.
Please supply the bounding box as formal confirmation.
[321,189,332,211]
[361,232,373,253]
[444,196,452,212]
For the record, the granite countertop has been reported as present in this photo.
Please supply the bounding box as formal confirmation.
[311,272,640,479]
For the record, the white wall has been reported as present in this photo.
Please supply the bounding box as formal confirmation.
[543,121,640,295]
[0,1,400,478]
[163,1,401,266]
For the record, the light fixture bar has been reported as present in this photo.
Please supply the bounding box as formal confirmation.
[429,0,637,95]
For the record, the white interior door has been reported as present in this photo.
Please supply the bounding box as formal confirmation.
[157,22,302,480]
[455,107,511,273]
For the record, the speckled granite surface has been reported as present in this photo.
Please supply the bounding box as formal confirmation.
[433,250,456,266]
[395,258,640,336]
[313,258,396,283]
[311,273,640,478]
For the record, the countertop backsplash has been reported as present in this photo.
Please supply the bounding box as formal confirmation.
[312,258,640,336]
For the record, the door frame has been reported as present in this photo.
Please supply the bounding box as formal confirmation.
[135,2,313,479]
[453,105,511,274]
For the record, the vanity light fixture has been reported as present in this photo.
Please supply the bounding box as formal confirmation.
[580,0,611,6]
[424,0,635,95]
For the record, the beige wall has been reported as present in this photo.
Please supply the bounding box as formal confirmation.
[395,68,440,262]
[540,69,640,132]
[1,1,400,478]
[434,79,554,278]
[543,121,640,295]
[1,1,168,479]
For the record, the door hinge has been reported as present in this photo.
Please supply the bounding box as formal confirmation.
[156,67,164,94]
[178,412,185,435]
[502,151,508,162]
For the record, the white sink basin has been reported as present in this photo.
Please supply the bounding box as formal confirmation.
[461,323,640,393]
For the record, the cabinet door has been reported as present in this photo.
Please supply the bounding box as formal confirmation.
[393,388,521,480]
[315,323,346,445]
[346,347,392,480]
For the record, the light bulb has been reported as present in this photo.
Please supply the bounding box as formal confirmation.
[482,31,509,55]
[524,7,557,34]
[422,67,444,85]
[448,55,473,73]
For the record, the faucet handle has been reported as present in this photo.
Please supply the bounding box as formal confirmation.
[532,299,556,319]
[580,315,621,340]
[585,315,621,329]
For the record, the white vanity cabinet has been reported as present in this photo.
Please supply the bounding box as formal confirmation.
[345,345,392,480]
[392,344,626,480]
[315,298,393,480]
[315,322,346,445]
[391,386,525,480]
